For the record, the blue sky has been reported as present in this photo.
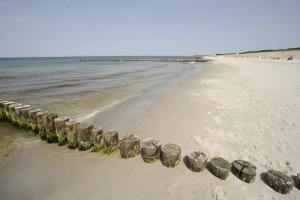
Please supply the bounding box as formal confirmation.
[0,0,299,57]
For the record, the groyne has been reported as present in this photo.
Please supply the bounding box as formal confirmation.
[80,56,210,63]
[0,99,299,194]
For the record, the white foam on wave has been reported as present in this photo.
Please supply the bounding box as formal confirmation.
[76,95,137,122]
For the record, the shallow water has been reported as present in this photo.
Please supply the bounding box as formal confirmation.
[0,56,200,158]
[0,57,196,108]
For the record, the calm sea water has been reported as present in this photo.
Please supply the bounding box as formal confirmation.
[0,56,201,158]
[0,56,199,118]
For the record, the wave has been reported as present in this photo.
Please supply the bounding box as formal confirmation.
[76,95,137,122]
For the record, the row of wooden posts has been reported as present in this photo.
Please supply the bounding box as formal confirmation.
[0,99,299,195]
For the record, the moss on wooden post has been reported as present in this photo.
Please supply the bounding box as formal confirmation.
[54,117,69,146]
[0,100,8,120]
[36,111,49,139]
[28,109,42,132]
[3,102,15,121]
[66,120,80,149]
[43,113,58,143]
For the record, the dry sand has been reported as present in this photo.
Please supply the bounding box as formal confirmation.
[1,57,300,200]
[224,49,300,60]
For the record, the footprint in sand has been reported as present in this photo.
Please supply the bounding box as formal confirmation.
[213,185,228,200]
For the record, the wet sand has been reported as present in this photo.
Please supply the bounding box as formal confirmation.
[1,57,300,200]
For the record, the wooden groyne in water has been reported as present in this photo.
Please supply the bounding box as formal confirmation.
[79,56,210,63]
[0,99,299,194]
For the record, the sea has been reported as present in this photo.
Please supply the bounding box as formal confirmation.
[0,56,201,160]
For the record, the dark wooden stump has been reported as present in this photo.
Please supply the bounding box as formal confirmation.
[119,134,140,159]
[9,103,22,124]
[36,111,49,140]
[294,173,300,189]
[102,130,119,154]
[15,105,30,127]
[0,100,8,120]
[3,101,15,120]
[20,107,33,129]
[160,143,181,167]
[207,157,231,180]
[185,151,207,172]
[141,138,160,163]
[263,170,293,194]
[28,109,42,132]
[232,160,256,183]
[66,120,80,149]
[90,127,103,151]
[54,117,69,146]
[77,124,93,151]
[42,113,58,143]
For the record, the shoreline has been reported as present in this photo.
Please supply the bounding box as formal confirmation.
[0,57,300,199]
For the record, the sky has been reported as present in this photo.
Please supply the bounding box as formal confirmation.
[0,0,300,57]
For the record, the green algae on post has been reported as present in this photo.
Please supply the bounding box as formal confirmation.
[28,109,42,132]
[66,120,80,149]
[77,124,93,151]
[36,111,49,140]
[43,113,58,143]
[54,116,69,146]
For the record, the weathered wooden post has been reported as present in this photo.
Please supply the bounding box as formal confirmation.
[263,170,293,194]
[77,124,93,151]
[66,120,80,149]
[102,130,118,154]
[3,101,15,120]
[15,105,30,127]
[36,111,49,139]
[0,100,8,120]
[160,143,181,167]
[185,151,208,172]
[231,160,256,183]
[207,157,231,180]
[295,173,300,189]
[43,113,58,143]
[54,117,69,146]
[28,109,42,132]
[119,134,140,159]
[20,107,33,129]
[141,138,160,163]
[90,127,103,151]
[9,103,22,124]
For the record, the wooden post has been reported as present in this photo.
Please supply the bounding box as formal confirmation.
[36,111,49,139]
[15,105,30,127]
[54,117,69,146]
[8,103,22,124]
[28,109,42,132]
[102,130,118,154]
[0,100,8,120]
[119,134,140,159]
[77,124,94,151]
[43,113,58,143]
[3,101,15,120]
[160,144,181,167]
[66,120,80,149]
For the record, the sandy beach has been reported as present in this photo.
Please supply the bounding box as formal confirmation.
[1,56,300,200]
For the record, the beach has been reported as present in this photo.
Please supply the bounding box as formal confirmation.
[1,56,300,200]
